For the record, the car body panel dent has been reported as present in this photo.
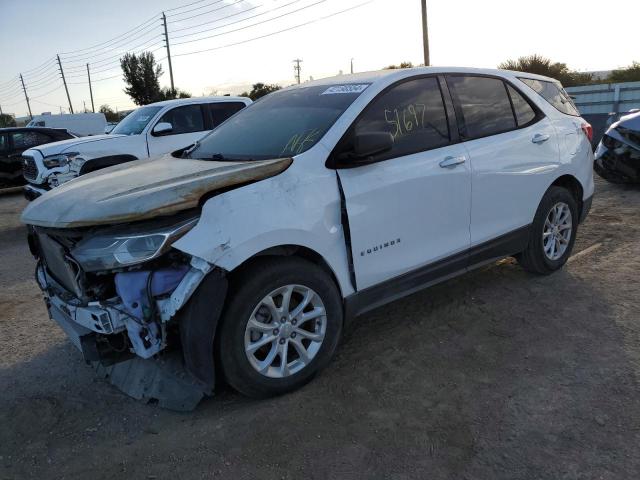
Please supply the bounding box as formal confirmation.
[173,147,355,297]
[20,155,293,228]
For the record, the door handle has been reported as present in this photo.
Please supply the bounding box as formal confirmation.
[532,133,550,144]
[439,155,466,168]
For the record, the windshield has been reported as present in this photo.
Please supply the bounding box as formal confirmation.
[111,106,163,135]
[189,84,370,160]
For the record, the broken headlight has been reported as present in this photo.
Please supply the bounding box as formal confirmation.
[71,217,198,272]
[43,152,79,168]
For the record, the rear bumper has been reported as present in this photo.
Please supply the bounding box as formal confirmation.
[24,184,48,201]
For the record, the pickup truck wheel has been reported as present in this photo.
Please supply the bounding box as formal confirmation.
[517,186,578,275]
[218,257,342,398]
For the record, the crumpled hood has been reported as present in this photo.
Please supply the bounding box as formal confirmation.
[31,134,126,156]
[21,154,293,228]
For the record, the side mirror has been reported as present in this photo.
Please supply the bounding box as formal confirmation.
[350,132,393,163]
[152,122,173,135]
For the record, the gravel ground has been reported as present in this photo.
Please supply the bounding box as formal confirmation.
[1,176,639,479]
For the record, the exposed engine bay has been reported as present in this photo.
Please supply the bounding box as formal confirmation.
[27,212,225,410]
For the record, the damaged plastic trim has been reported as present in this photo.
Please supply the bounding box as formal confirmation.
[157,255,215,321]
[37,265,127,335]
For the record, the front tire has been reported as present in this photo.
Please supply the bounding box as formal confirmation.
[218,257,343,398]
[517,186,579,275]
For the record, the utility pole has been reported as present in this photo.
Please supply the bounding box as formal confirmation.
[19,74,32,120]
[293,58,303,84]
[57,54,73,114]
[350,58,354,74]
[162,12,175,92]
[421,0,430,66]
[86,63,95,112]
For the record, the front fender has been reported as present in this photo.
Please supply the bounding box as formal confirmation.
[173,157,354,297]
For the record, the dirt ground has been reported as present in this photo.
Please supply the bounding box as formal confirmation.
[1,176,639,479]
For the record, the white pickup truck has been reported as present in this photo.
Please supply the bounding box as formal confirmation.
[22,96,251,199]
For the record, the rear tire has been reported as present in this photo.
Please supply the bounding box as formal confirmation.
[517,186,579,275]
[218,257,343,398]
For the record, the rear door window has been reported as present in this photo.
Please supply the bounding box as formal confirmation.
[519,78,580,116]
[207,102,246,128]
[157,104,205,135]
[0,134,8,153]
[447,76,516,139]
[506,84,537,127]
[11,131,51,150]
[353,77,450,160]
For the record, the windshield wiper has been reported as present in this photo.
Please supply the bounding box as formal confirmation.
[205,153,257,162]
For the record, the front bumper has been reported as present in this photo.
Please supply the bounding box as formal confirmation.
[594,138,640,183]
[34,249,225,409]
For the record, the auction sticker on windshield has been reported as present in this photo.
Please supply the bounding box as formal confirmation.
[321,84,370,95]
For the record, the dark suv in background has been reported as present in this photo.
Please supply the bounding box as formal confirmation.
[0,127,75,187]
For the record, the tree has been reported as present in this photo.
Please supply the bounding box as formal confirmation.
[498,54,592,87]
[0,113,16,128]
[384,61,414,70]
[157,87,192,101]
[607,62,640,83]
[120,52,164,105]
[99,105,119,122]
[240,83,282,101]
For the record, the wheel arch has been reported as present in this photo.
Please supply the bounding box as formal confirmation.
[550,173,584,218]
[229,244,346,299]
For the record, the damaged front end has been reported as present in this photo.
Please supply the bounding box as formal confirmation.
[594,112,640,184]
[28,213,227,410]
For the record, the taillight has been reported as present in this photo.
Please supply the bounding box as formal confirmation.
[581,122,593,142]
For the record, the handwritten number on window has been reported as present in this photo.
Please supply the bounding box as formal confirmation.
[384,104,427,139]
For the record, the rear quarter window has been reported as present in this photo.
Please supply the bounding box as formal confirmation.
[208,102,246,128]
[519,78,580,116]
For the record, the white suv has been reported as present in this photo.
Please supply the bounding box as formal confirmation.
[21,67,594,406]
[22,96,251,199]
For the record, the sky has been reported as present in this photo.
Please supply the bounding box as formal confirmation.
[0,0,638,118]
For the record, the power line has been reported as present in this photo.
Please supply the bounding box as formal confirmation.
[3,0,375,116]
[68,73,122,85]
[172,0,373,57]
[59,13,160,55]
[167,0,245,23]
[61,31,163,66]
[171,0,327,47]
[63,39,165,75]
[166,0,226,17]
[0,76,22,89]
[20,65,60,84]
[164,0,212,13]
[19,57,58,76]
[169,3,263,35]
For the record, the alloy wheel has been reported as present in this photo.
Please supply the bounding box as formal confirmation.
[542,201,572,261]
[244,285,327,378]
